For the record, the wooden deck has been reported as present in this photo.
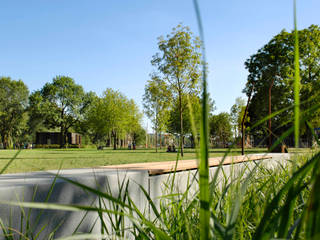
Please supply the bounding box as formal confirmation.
[98,155,271,175]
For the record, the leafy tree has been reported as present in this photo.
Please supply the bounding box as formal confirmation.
[29,76,91,147]
[27,91,50,142]
[151,24,202,156]
[243,25,320,147]
[84,88,142,149]
[143,75,171,152]
[230,97,246,138]
[209,112,232,147]
[167,94,215,148]
[298,25,320,142]
[0,77,29,149]
[131,124,146,146]
[124,99,143,145]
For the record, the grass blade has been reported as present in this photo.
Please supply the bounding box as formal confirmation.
[253,151,320,239]
[193,0,210,239]
[304,165,320,239]
[293,0,300,148]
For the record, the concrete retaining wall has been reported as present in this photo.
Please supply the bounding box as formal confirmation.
[0,153,291,239]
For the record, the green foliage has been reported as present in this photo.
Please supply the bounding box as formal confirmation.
[151,24,202,156]
[209,112,233,147]
[132,125,146,146]
[84,88,142,149]
[192,1,210,238]
[293,1,301,148]
[230,97,246,138]
[29,76,92,147]
[0,77,29,149]
[167,94,201,135]
[244,25,320,145]
[143,75,171,151]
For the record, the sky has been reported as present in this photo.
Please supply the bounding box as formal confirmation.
[1,0,319,128]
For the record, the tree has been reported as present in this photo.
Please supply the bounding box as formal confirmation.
[209,112,232,148]
[298,25,320,143]
[151,24,202,156]
[29,76,90,148]
[0,77,29,149]
[124,99,143,146]
[84,88,142,149]
[143,75,171,152]
[243,25,320,147]
[167,94,200,136]
[230,97,246,138]
[131,124,146,146]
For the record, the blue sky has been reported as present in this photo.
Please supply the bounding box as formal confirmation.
[1,0,319,126]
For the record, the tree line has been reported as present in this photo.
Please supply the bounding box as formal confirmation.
[1,24,319,150]
[243,24,320,148]
[0,76,144,149]
[142,24,320,153]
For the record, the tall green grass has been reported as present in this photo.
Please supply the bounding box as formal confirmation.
[193,0,210,239]
[293,0,301,148]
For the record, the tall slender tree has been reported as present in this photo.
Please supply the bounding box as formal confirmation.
[151,24,202,156]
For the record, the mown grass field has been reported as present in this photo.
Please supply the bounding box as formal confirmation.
[0,147,311,174]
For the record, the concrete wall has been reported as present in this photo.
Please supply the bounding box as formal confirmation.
[0,169,148,239]
[149,153,291,211]
[0,153,291,239]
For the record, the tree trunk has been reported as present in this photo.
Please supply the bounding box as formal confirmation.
[60,109,66,148]
[155,114,158,153]
[159,132,162,149]
[179,93,184,157]
[60,125,66,148]
[155,129,158,153]
[191,135,195,148]
[2,134,8,149]
[113,131,117,150]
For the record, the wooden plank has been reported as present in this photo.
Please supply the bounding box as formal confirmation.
[98,155,271,176]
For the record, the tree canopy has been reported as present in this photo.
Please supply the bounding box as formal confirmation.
[209,112,232,148]
[230,97,246,139]
[0,77,29,149]
[84,88,142,149]
[243,25,320,146]
[29,76,91,147]
[149,24,202,156]
[143,75,171,152]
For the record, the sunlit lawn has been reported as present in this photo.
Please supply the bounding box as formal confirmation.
[0,147,310,173]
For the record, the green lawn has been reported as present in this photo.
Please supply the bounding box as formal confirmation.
[0,147,310,174]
